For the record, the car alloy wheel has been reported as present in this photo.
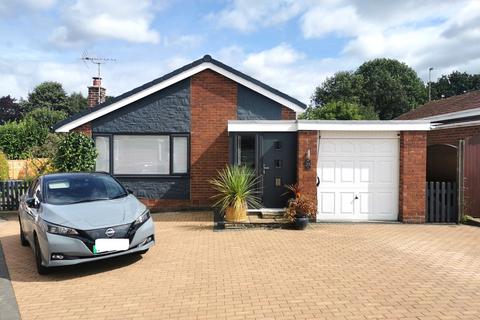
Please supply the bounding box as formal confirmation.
[34,236,49,275]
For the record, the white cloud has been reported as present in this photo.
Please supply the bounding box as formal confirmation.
[207,0,306,32]
[50,0,160,46]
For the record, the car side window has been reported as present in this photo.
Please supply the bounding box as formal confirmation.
[28,179,39,198]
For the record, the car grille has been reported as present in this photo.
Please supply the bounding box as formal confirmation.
[76,223,135,253]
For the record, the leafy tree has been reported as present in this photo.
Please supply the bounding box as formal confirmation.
[0,151,8,180]
[356,59,427,119]
[28,133,62,159]
[24,81,68,113]
[300,101,378,120]
[312,71,363,107]
[312,58,427,120]
[0,119,48,159]
[431,71,480,100]
[0,95,25,124]
[53,133,97,172]
[24,107,67,129]
[67,92,88,114]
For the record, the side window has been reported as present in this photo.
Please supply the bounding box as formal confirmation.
[28,179,39,198]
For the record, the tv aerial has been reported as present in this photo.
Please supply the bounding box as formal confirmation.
[80,50,116,79]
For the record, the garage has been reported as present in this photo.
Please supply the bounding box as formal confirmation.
[316,131,400,221]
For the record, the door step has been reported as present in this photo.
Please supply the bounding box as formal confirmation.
[259,209,285,219]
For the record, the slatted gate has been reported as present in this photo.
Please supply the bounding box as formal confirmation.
[426,182,457,223]
[0,180,30,211]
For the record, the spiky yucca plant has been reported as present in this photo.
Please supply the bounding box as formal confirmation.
[209,165,261,215]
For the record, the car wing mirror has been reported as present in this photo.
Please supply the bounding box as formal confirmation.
[25,197,38,208]
[127,189,134,195]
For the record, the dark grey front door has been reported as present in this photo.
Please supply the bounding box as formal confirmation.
[260,133,297,208]
[233,132,297,208]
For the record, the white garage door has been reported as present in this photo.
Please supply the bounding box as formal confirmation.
[317,131,399,221]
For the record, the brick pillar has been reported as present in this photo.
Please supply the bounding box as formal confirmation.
[281,106,296,120]
[399,131,427,223]
[297,130,318,219]
[72,123,92,138]
[190,70,237,207]
[88,77,106,107]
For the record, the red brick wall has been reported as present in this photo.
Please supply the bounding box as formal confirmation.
[297,131,318,219]
[281,106,296,120]
[428,125,480,146]
[190,70,237,207]
[399,131,427,223]
[72,123,92,137]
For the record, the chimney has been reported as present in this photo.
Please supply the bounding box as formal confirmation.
[87,77,106,107]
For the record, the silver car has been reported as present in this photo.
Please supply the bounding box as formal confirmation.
[18,172,155,274]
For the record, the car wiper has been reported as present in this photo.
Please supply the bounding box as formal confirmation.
[68,198,110,204]
[109,193,128,200]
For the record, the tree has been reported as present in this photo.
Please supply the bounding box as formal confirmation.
[24,81,69,113]
[312,71,363,107]
[300,101,378,120]
[67,92,88,114]
[24,107,67,129]
[312,58,427,120]
[53,133,97,172]
[356,59,427,119]
[0,95,25,124]
[431,71,480,100]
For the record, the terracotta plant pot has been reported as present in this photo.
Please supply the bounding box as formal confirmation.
[225,204,248,222]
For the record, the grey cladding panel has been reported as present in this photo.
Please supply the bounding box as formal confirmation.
[116,177,190,200]
[237,84,282,120]
[93,79,190,133]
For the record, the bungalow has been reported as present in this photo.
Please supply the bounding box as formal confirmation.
[397,90,480,218]
[54,55,431,223]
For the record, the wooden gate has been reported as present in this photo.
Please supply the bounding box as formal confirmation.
[464,135,480,217]
[0,180,30,211]
[426,182,457,223]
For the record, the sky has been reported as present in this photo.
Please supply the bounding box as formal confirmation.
[1,0,479,104]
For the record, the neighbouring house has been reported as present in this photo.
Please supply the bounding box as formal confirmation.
[397,90,480,218]
[54,55,431,223]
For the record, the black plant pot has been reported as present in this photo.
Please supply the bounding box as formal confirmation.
[293,215,309,230]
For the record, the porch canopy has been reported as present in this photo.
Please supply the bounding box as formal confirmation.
[227,120,432,132]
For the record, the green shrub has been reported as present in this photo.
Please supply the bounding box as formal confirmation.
[53,132,97,172]
[0,151,8,180]
[0,119,48,159]
[25,107,67,129]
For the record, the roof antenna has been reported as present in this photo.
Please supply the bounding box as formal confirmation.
[81,50,116,79]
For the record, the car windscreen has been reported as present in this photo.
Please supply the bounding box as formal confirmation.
[44,174,128,205]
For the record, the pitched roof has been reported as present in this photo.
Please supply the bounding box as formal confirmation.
[54,55,307,132]
[396,90,480,120]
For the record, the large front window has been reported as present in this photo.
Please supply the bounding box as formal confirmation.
[94,134,189,176]
[114,135,170,175]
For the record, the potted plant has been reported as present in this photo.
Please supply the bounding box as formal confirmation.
[209,165,261,222]
[284,183,315,230]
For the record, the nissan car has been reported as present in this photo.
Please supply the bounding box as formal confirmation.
[18,172,155,274]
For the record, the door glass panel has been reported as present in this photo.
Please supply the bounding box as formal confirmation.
[237,135,256,170]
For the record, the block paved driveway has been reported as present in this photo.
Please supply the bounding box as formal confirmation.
[1,212,480,320]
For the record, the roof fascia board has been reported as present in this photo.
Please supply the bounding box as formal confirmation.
[432,119,480,130]
[56,62,305,133]
[228,120,431,132]
[422,107,480,122]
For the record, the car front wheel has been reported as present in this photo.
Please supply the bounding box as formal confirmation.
[34,235,49,275]
[19,218,28,247]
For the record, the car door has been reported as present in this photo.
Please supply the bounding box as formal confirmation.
[22,179,40,242]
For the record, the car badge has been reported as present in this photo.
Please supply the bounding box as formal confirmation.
[105,228,115,237]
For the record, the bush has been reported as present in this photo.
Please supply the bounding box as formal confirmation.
[53,132,97,172]
[0,119,48,159]
[0,151,8,180]
[25,107,67,129]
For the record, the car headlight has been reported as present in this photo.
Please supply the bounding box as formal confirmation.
[133,209,150,227]
[44,221,79,235]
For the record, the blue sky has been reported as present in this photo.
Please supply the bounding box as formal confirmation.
[1,0,479,103]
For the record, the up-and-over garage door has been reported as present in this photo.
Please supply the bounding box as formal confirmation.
[317,131,399,221]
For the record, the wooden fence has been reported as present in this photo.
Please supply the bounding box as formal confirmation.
[426,181,457,223]
[0,180,30,211]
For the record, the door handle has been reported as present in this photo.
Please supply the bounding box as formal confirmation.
[316,177,320,187]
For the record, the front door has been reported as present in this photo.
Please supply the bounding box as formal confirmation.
[233,132,297,208]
